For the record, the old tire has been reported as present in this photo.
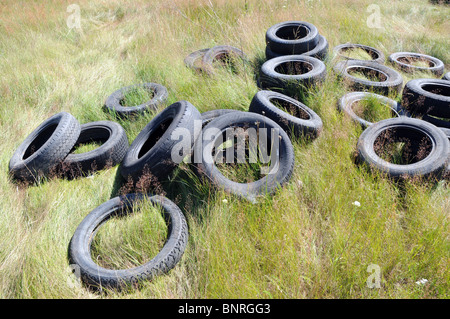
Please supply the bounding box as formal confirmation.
[265,35,329,61]
[266,21,319,55]
[201,45,247,73]
[401,79,450,118]
[334,60,403,96]
[104,83,168,118]
[338,92,403,128]
[62,121,128,178]
[388,52,444,76]
[259,55,326,91]
[194,111,295,202]
[68,193,188,290]
[356,117,449,180]
[184,48,211,74]
[120,101,201,183]
[249,90,323,138]
[9,112,81,183]
[333,43,385,64]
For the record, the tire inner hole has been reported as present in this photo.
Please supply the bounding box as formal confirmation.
[90,201,168,270]
[275,61,313,75]
[23,123,58,159]
[71,127,110,154]
[352,98,394,123]
[214,126,276,183]
[374,127,433,165]
[276,25,309,40]
[120,87,155,107]
[397,56,435,68]
[138,117,174,159]
[271,98,310,119]
[347,66,388,82]
[340,47,377,60]
[421,84,450,97]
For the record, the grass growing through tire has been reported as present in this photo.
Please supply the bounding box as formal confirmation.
[90,200,168,270]
[352,96,396,123]
[0,0,448,299]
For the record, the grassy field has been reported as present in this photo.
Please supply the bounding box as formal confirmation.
[0,0,449,299]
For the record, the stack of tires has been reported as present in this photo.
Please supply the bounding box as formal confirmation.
[265,21,329,61]
[259,21,328,94]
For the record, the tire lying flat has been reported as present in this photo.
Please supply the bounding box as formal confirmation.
[194,111,295,202]
[62,121,128,178]
[265,34,329,61]
[333,43,385,64]
[266,21,320,55]
[338,92,403,129]
[334,60,403,96]
[120,100,202,184]
[9,112,81,183]
[388,52,444,76]
[401,79,450,118]
[68,193,188,290]
[184,48,211,74]
[259,55,327,92]
[249,90,323,138]
[201,45,247,74]
[104,83,168,118]
[356,117,449,180]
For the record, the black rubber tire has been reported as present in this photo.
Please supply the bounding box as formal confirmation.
[68,193,188,290]
[120,100,202,183]
[356,117,449,180]
[338,92,403,128]
[184,48,211,74]
[388,52,444,76]
[421,114,450,129]
[266,21,319,55]
[201,109,239,127]
[333,60,403,96]
[333,43,385,64]
[259,55,327,91]
[201,45,247,73]
[104,83,168,118]
[62,121,128,178]
[194,111,295,202]
[401,79,450,118]
[265,35,329,61]
[443,72,450,81]
[9,112,81,183]
[249,90,323,138]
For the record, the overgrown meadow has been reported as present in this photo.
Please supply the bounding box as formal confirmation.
[0,0,448,298]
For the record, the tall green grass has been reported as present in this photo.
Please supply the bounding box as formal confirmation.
[0,0,448,299]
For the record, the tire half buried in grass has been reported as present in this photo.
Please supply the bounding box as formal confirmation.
[194,111,295,202]
[104,83,168,118]
[356,117,449,180]
[68,193,188,291]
